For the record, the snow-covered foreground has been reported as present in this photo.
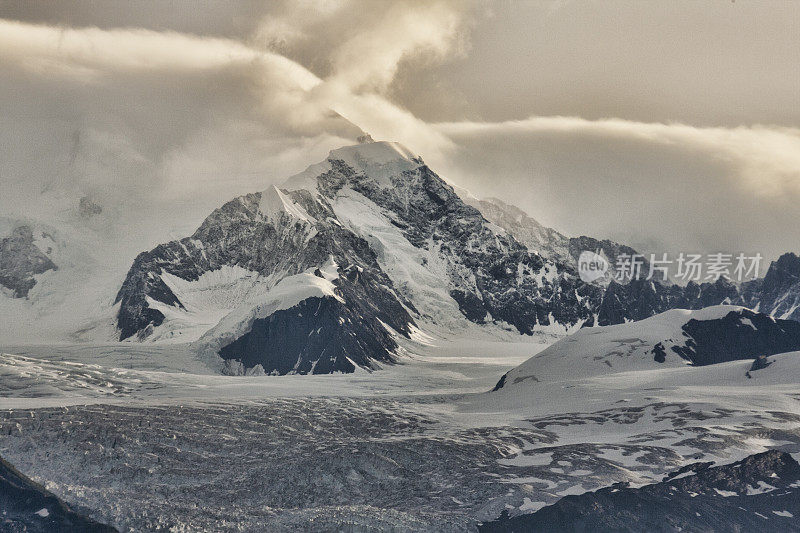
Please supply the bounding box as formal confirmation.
[3,327,800,531]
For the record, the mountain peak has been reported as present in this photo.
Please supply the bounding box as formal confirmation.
[327,140,419,170]
[283,140,422,192]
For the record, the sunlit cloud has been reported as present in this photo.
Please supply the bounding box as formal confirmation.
[1,2,799,266]
[435,117,800,197]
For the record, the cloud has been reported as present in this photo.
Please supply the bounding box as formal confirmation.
[431,116,800,264]
[327,0,468,92]
[0,9,471,259]
[0,10,469,217]
[436,117,800,196]
[0,21,343,249]
[254,0,473,91]
[2,4,800,272]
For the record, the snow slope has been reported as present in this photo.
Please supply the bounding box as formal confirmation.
[492,305,800,386]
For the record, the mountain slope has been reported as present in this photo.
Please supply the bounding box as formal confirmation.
[466,196,800,327]
[465,196,650,283]
[742,252,800,322]
[461,196,572,265]
[493,305,800,388]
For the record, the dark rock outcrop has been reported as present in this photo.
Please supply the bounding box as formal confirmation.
[1,453,116,532]
[479,450,800,532]
[219,295,396,374]
[0,226,57,298]
[218,263,413,375]
[78,196,103,218]
[596,277,739,327]
[675,308,800,366]
[741,252,800,322]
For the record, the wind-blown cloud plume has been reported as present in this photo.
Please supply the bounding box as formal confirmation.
[433,117,800,262]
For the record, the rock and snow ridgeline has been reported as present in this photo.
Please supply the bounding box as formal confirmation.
[492,305,800,392]
[5,140,800,375]
[111,141,800,374]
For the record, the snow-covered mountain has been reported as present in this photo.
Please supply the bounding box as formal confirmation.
[115,141,609,374]
[6,139,800,377]
[492,305,800,390]
[109,141,800,375]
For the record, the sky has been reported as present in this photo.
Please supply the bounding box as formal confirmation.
[1,0,799,265]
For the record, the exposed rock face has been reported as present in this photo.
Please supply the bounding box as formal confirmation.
[0,226,57,298]
[219,294,396,374]
[567,235,656,279]
[462,196,572,264]
[1,453,116,532]
[676,308,800,366]
[78,196,103,218]
[595,277,739,327]
[465,197,653,283]
[479,450,800,533]
[741,252,800,322]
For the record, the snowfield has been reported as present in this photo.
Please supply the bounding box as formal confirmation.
[494,304,752,384]
[4,312,800,531]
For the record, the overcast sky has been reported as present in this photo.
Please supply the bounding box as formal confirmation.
[1,0,798,264]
